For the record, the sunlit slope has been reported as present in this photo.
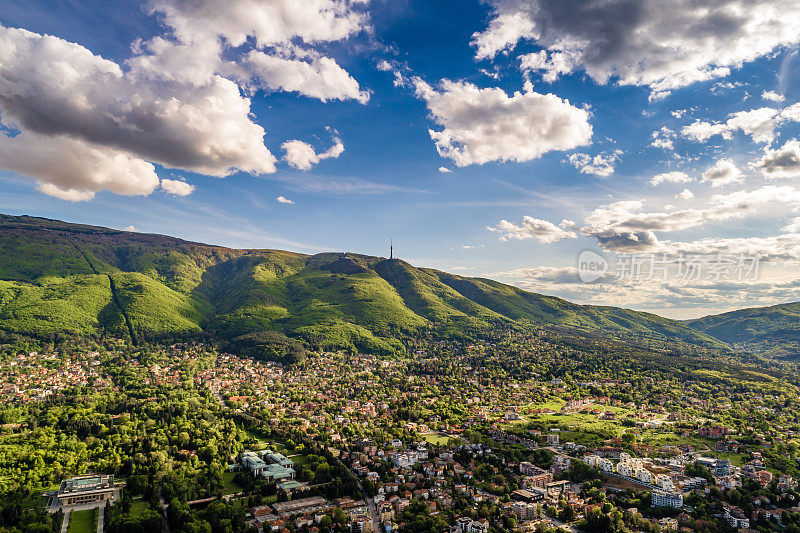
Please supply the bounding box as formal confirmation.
[0,214,734,353]
[687,303,800,357]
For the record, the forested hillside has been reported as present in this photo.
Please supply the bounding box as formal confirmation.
[0,214,773,357]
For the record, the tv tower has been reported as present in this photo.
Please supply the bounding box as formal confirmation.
[390,239,393,259]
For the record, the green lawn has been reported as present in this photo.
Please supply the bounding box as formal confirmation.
[222,472,245,495]
[67,508,97,533]
[423,433,457,446]
[129,498,150,516]
[288,454,312,467]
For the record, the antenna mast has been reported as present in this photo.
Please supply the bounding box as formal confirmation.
[390,239,393,259]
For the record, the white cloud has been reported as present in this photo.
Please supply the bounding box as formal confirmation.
[682,103,800,144]
[494,265,581,284]
[667,233,800,261]
[651,127,677,150]
[762,90,785,102]
[0,24,276,195]
[412,78,592,166]
[580,185,800,252]
[783,217,800,233]
[160,178,195,196]
[148,0,368,48]
[565,150,622,177]
[0,0,374,200]
[239,52,369,103]
[701,159,743,187]
[650,171,692,186]
[751,139,800,179]
[675,188,695,200]
[488,216,578,243]
[282,138,345,170]
[472,0,800,96]
[144,0,370,104]
[438,167,452,173]
[519,49,579,83]
[276,195,294,204]
[0,131,159,201]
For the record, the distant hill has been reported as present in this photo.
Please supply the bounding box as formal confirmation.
[687,303,800,358]
[0,214,734,358]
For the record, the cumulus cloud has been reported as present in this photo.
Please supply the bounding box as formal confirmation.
[495,265,581,284]
[701,159,743,187]
[147,0,368,48]
[650,171,692,186]
[160,178,195,196]
[682,103,800,144]
[565,150,622,177]
[0,0,373,200]
[751,139,800,179]
[495,262,800,314]
[675,188,695,200]
[783,217,800,233]
[0,131,159,201]
[282,138,345,170]
[488,216,577,243]
[438,167,452,173]
[762,90,785,102]
[651,127,677,150]
[144,0,370,104]
[473,0,800,97]
[411,78,592,166]
[239,52,369,102]
[276,195,294,204]
[0,24,277,198]
[580,185,800,252]
[667,234,800,261]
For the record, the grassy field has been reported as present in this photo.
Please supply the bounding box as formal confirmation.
[222,472,244,495]
[129,498,151,516]
[511,399,716,450]
[66,508,97,533]
[423,433,455,446]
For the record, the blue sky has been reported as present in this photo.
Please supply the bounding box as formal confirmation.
[1,0,800,318]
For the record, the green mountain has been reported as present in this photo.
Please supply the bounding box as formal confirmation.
[0,214,730,357]
[687,303,800,358]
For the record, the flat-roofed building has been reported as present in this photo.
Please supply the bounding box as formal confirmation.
[260,449,294,468]
[49,475,118,507]
[271,496,332,517]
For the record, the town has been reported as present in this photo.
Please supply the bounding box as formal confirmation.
[1,329,799,533]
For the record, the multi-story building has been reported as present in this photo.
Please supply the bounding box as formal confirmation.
[724,506,750,529]
[47,475,119,508]
[652,490,683,508]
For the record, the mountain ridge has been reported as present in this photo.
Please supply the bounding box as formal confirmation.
[0,214,793,358]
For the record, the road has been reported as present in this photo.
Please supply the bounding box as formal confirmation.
[97,505,105,533]
[159,485,172,533]
[354,477,381,533]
